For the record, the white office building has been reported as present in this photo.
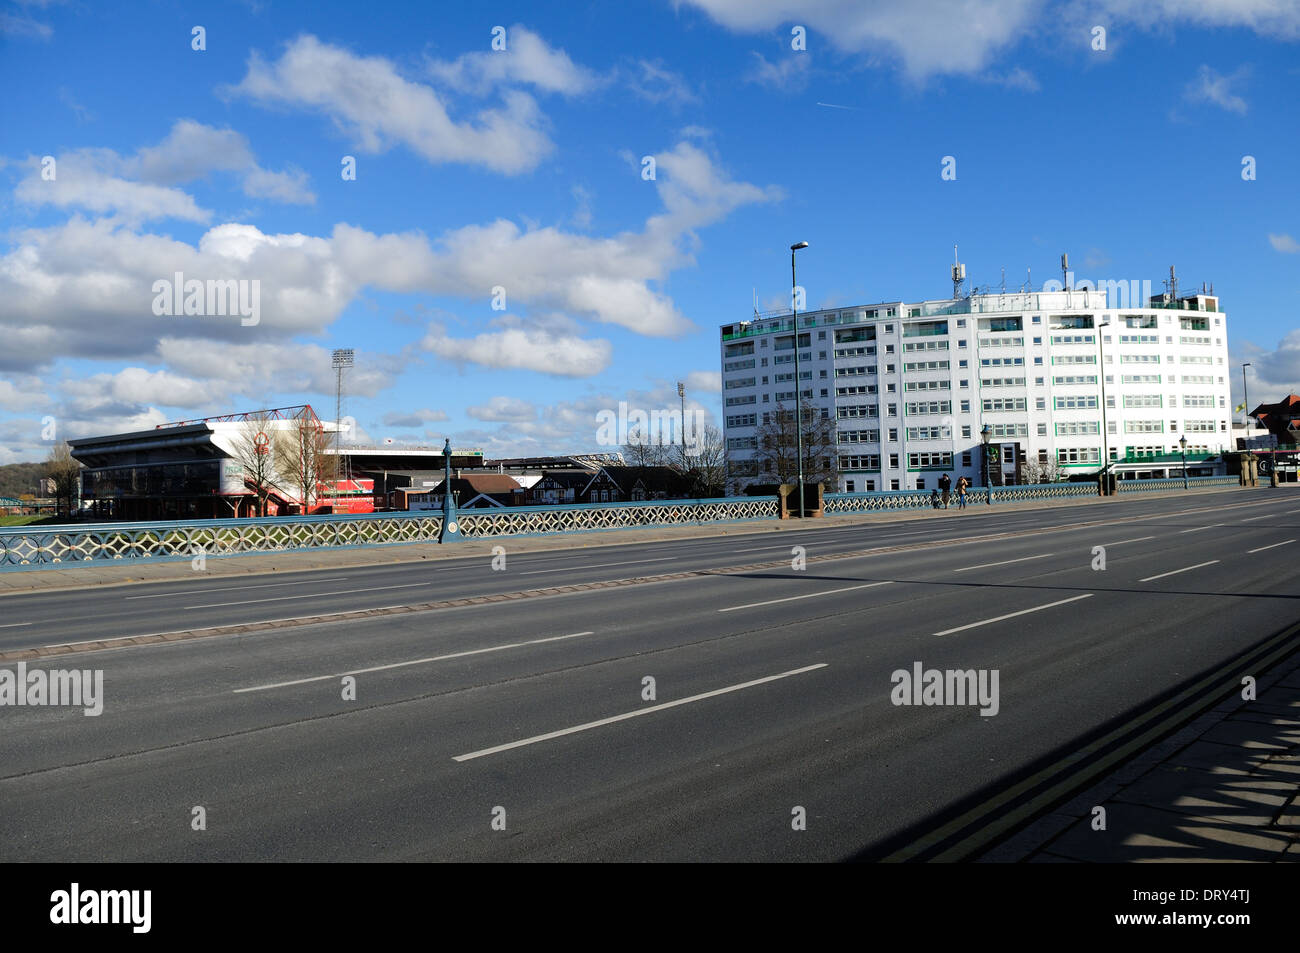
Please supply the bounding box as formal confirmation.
[720,283,1232,493]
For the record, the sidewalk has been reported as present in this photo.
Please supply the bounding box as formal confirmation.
[981,649,1300,863]
[0,484,1267,595]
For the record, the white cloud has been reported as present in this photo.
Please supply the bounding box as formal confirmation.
[1,141,773,383]
[61,368,219,409]
[14,151,212,223]
[0,375,49,412]
[422,321,612,377]
[382,408,449,427]
[227,34,554,175]
[1184,64,1248,114]
[684,0,1038,81]
[681,0,1300,81]
[1268,233,1300,254]
[684,370,722,394]
[0,11,52,39]
[1234,331,1300,409]
[465,395,538,422]
[570,184,593,229]
[13,120,315,223]
[980,66,1041,91]
[1094,0,1300,38]
[746,51,810,90]
[628,59,700,104]
[427,25,602,96]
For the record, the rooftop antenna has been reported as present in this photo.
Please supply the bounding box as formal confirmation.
[752,287,759,318]
[951,244,966,299]
[1169,264,1178,301]
[1000,267,1006,294]
[1060,253,1069,288]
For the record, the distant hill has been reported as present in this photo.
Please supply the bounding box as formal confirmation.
[0,461,47,499]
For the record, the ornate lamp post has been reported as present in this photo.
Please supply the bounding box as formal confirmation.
[982,423,993,505]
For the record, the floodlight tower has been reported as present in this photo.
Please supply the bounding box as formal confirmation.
[331,348,354,485]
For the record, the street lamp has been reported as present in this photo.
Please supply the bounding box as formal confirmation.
[1242,362,1253,473]
[981,423,993,505]
[1179,434,1188,490]
[677,381,686,467]
[791,241,809,518]
[1096,321,1111,491]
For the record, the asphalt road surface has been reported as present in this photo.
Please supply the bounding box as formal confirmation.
[2,487,1297,861]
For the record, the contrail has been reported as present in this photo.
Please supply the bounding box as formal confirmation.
[816,102,859,110]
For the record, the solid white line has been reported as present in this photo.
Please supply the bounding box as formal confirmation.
[186,581,432,609]
[41,636,117,648]
[954,553,1054,572]
[1139,560,1220,582]
[1240,515,1269,522]
[519,556,676,575]
[126,578,352,600]
[1247,540,1295,555]
[731,545,793,554]
[1102,536,1156,546]
[934,594,1093,637]
[453,663,829,761]
[717,581,894,612]
[0,622,33,629]
[234,631,596,693]
[1178,524,1223,534]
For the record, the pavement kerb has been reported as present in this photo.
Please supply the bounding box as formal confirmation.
[0,484,1277,596]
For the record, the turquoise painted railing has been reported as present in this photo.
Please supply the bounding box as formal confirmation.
[0,496,778,569]
[0,474,1241,570]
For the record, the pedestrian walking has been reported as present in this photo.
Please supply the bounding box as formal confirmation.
[930,488,942,509]
[939,473,952,509]
[957,476,968,509]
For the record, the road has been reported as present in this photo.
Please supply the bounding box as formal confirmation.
[1,487,1297,861]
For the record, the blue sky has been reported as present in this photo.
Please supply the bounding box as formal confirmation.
[1,0,1297,464]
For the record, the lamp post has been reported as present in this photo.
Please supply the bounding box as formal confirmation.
[981,423,993,505]
[677,381,686,468]
[790,241,809,518]
[1096,321,1111,490]
[1242,363,1252,431]
[1179,434,1188,490]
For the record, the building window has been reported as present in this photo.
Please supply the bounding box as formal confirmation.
[962,452,972,466]
[890,480,900,490]
[917,478,926,489]
[1037,423,1047,436]
[846,480,855,492]
[889,453,899,468]
[961,425,972,439]
[888,428,899,441]
[960,400,971,412]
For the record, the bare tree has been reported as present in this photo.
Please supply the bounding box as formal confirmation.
[277,415,336,514]
[44,442,81,519]
[754,402,838,488]
[622,423,673,469]
[685,424,728,497]
[229,415,284,517]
